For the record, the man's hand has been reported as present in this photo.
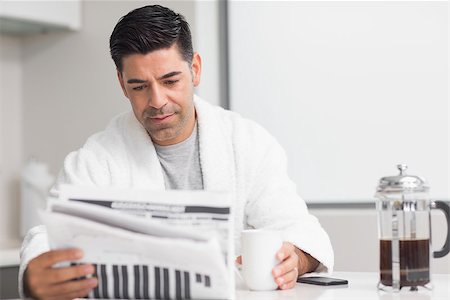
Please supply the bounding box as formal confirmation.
[24,248,97,300]
[236,241,320,290]
[272,242,320,290]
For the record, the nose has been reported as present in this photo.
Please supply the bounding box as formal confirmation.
[148,85,167,109]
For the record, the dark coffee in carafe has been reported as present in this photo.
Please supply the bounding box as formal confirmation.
[379,239,430,287]
[376,165,450,291]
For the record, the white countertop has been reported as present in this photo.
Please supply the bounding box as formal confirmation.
[0,240,20,267]
[236,272,450,300]
[3,271,449,300]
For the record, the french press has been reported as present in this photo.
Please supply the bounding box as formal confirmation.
[375,164,450,291]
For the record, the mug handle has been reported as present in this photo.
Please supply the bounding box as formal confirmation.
[432,200,450,258]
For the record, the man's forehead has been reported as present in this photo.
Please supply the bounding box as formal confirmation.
[121,46,188,77]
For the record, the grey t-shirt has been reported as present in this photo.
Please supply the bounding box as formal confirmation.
[154,122,204,190]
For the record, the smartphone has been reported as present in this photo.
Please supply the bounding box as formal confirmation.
[297,276,348,286]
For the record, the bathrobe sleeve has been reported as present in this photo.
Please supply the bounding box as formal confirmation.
[243,125,334,274]
[18,141,116,298]
[18,225,49,298]
[50,147,115,196]
[18,111,161,297]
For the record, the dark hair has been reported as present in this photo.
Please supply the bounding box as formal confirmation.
[109,5,193,72]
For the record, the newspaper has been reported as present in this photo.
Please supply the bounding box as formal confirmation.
[40,185,234,300]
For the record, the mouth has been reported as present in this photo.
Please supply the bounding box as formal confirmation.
[149,113,175,124]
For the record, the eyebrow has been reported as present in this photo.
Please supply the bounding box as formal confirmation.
[127,71,182,84]
[159,71,182,80]
[127,78,147,84]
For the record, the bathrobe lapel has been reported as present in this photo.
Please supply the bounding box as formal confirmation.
[194,96,236,193]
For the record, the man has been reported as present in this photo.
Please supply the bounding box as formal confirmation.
[19,5,333,299]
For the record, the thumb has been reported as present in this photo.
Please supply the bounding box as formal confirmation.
[235,255,242,265]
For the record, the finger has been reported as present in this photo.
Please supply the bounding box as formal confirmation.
[32,249,83,269]
[273,253,298,278]
[279,278,297,290]
[276,242,295,261]
[235,256,242,265]
[46,288,93,300]
[43,277,97,296]
[275,267,298,288]
[46,264,95,284]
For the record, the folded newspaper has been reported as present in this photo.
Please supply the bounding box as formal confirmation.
[40,185,234,300]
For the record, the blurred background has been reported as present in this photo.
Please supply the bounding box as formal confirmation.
[0,0,448,298]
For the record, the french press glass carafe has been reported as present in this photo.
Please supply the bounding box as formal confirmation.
[375,164,450,292]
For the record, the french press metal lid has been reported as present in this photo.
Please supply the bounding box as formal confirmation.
[377,164,429,193]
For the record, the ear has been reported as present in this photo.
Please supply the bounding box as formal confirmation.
[117,69,129,99]
[191,52,202,87]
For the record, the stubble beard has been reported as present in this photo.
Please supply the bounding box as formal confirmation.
[144,101,194,144]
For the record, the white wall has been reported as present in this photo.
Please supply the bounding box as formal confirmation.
[228,1,449,203]
[0,35,22,243]
[193,0,223,106]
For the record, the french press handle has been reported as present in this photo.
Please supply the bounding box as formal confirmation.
[432,201,450,258]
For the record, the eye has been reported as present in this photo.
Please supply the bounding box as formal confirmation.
[132,85,146,91]
[164,80,179,86]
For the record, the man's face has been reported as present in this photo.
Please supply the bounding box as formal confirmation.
[117,44,201,146]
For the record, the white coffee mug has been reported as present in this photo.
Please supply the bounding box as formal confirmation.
[241,229,283,291]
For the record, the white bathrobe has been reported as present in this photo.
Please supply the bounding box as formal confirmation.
[19,96,334,297]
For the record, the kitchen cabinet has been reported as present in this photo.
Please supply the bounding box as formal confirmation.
[0,0,81,35]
